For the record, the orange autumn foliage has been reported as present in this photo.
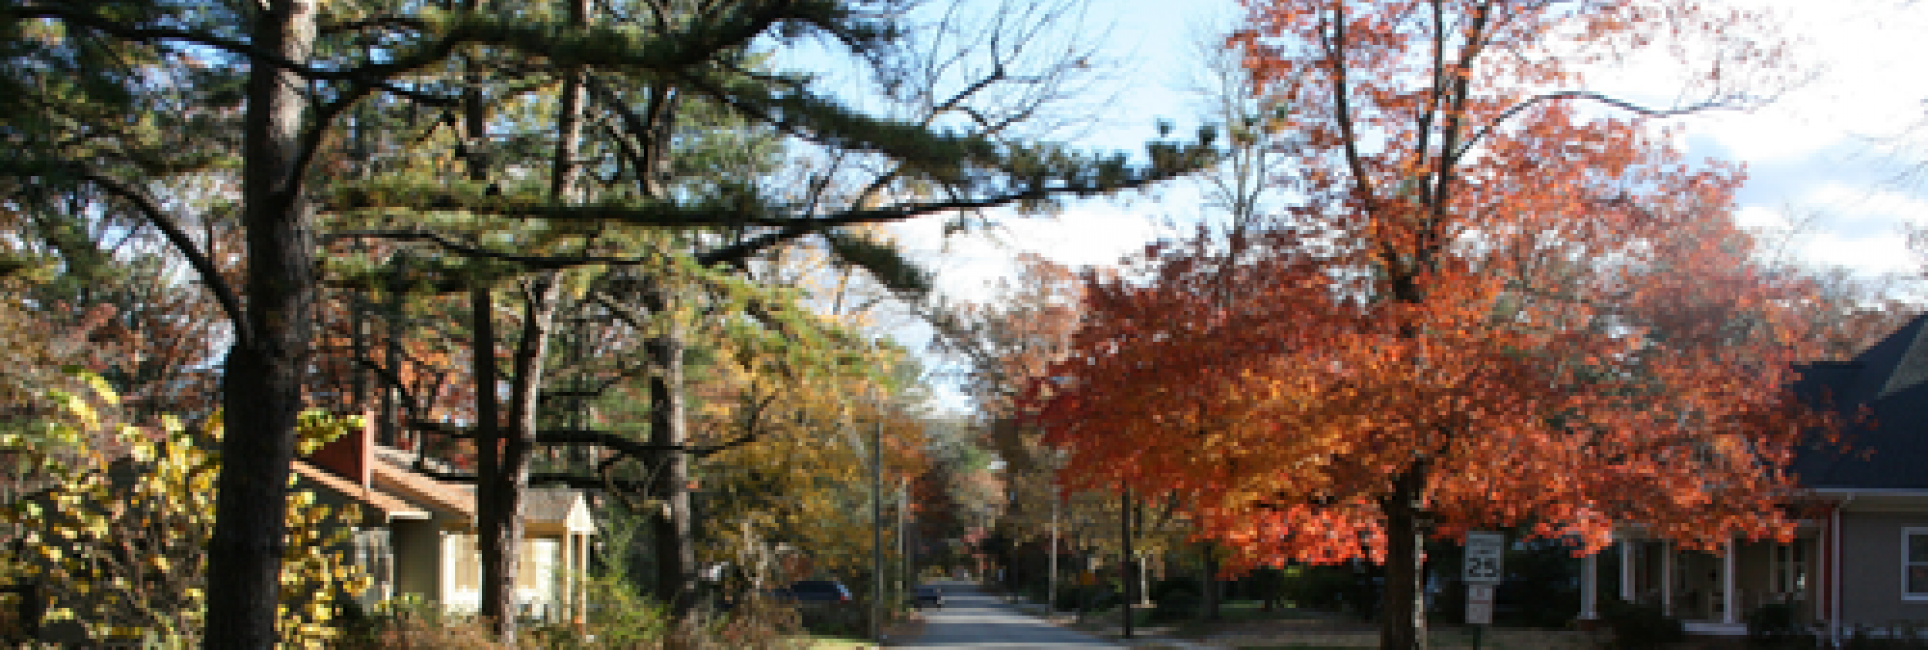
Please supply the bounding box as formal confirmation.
[1024,0,1828,581]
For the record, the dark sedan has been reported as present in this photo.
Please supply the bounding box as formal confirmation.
[914,585,944,609]
[770,579,853,606]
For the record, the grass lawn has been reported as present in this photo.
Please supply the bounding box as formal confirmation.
[1215,601,1337,619]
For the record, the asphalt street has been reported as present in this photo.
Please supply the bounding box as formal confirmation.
[894,580,1123,648]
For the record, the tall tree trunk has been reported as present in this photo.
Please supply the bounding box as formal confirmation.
[471,286,506,626]
[381,290,402,447]
[645,285,696,616]
[482,276,562,641]
[1379,465,1430,650]
[476,0,584,636]
[204,1,317,647]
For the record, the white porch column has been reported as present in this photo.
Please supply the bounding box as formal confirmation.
[1620,538,1636,602]
[578,534,589,623]
[1661,540,1674,615]
[1723,537,1740,625]
[1579,552,1600,620]
[562,533,576,624]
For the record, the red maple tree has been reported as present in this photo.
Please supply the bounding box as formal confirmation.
[1024,2,1827,647]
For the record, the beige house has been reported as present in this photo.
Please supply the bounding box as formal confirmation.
[1573,314,1928,641]
[295,422,596,622]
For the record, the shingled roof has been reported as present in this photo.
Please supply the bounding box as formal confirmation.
[291,459,430,521]
[368,444,477,522]
[301,428,593,531]
[1790,313,1928,490]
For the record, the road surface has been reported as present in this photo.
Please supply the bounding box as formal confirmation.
[895,580,1122,648]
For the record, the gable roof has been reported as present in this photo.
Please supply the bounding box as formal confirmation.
[525,487,597,534]
[368,445,477,522]
[300,438,595,533]
[291,459,430,521]
[296,439,477,525]
[1791,313,1928,490]
[524,488,578,525]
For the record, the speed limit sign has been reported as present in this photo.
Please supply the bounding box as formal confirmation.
[1463,531,1504,584]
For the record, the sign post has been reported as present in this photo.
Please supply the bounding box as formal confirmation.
[1463,531,1505,650]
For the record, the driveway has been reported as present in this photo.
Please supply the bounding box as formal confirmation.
[894,580,1123,648]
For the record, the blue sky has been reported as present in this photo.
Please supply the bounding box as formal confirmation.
[890,0,1928,305]
[855,0,1928,411]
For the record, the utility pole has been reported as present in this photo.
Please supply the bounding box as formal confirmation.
[899,476,910,596]
[1049,491,1059,614]
[1122,487,1134,639]
[872,414,885,644]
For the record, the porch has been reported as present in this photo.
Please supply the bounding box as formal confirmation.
[1575,533,1819,636]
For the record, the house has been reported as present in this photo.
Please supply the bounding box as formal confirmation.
[295,419,596,622]
[1573,313,1928,640]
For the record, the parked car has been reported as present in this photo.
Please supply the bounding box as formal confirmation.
[914,585,944,609]
[771,579,854,606]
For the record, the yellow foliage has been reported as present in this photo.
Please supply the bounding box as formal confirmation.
[692,351,931,581]
[0,378,369,647]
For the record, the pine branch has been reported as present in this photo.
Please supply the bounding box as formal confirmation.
[324,229,664,270]
[408,421,763,459]
[327,145,1208,237]
[1,161,250,346]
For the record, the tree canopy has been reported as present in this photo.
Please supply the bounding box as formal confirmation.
[1023,2,1826,648]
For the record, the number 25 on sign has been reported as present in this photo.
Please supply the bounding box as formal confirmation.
[1463,531,1504,584]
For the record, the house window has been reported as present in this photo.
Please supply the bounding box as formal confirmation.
[451,533,481,594]
[517,539,560,619]
[1905,528,1928,600]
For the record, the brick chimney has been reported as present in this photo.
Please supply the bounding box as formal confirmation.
[306,411,375,487]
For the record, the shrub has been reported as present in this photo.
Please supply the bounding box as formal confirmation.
[1600,599,1684,649]
[795,604,864,638]
[1,407,369,647]
[1057,584,1120,613]
[1152,588,1201,622]
[1746,602,1814,648]
[1151,576,1202,602]
[337,579,807,649]
[1055,584,1096,611]
[1244,567,1289,610]
[1024,582,1050,604]
[1496,543,1581,628]
[1284,564,1364,612]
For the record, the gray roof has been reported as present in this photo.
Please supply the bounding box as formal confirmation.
[523,487,581,524]
[1791,313,1928,490]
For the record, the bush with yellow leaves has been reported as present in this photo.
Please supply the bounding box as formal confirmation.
[0,377,369,648]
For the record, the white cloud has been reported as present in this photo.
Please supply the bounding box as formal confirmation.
[890,199,1167,303]
[894,0,1928,302]
[1737,185,1921,275]
[1655,2,1928,276]
[1801,231,1915,274]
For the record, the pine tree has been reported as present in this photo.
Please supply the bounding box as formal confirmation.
[5,1,1213,644]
